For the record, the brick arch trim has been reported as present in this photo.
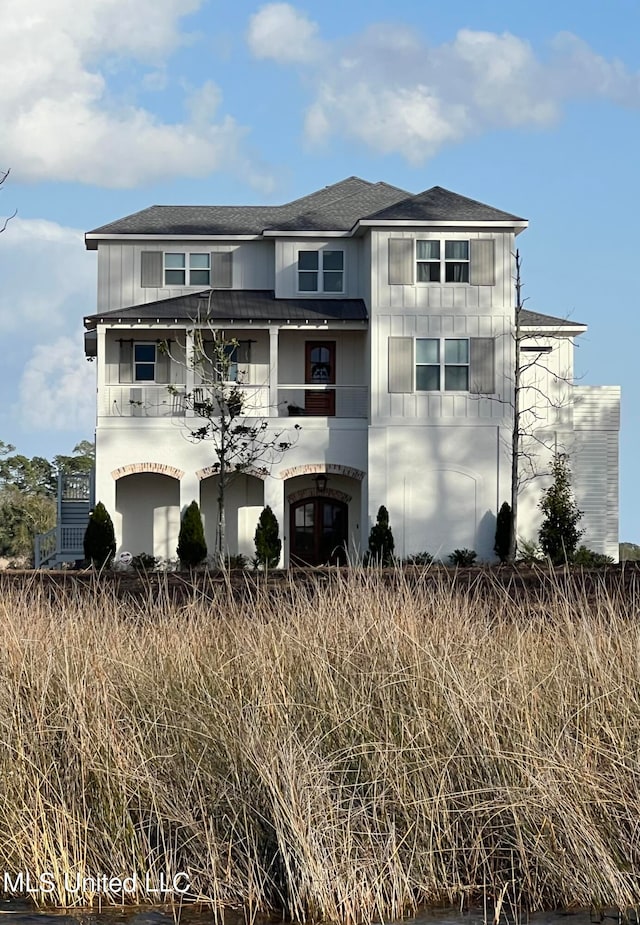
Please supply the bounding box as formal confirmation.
[279,463,366,482]
[111,463,185,481]
[196,465,268,481]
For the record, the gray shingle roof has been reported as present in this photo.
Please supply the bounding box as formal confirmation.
[86,178,525,240]
[362,186,526,224]
[87,178,410,238]
[520,309,586,328]
[84,290,368,325]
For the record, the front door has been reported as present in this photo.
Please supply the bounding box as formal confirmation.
[305,342,336,415]
[290,498,348,566]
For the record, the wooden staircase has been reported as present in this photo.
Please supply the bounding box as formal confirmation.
[34,472,95,568]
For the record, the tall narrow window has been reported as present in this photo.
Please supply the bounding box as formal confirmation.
[322,251,344,292]
[298,251,319,291]
[134,344,156,381]
[416,241,441,282]
[445,241,469,282]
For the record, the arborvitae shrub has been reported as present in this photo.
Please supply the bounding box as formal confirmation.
[177,501,207,568]
[366,505,395,565]
[254,505,281,569]
[538,453,583,565]
[494,501,512,563]
[83,501,116,568]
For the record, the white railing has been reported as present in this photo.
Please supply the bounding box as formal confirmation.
[277,386,368,418]
[101,385,273,418]
[101,384,368,419]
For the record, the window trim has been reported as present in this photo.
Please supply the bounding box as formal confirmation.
[297,248,345,294]
[415,239,470,285]
[164,252,211,287]
[415,337,470,392]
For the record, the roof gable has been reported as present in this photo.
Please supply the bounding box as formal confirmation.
[362,186,526,224]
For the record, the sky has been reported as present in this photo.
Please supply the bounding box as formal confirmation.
[0,0,639,540]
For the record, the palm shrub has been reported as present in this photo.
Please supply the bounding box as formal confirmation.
[538,453,583,564]
[494,501,511,563]
[366,505,395,565]
[83,501,116,568]
[177,500,207,568]
[254,505,281,569]
[449,548,477,567]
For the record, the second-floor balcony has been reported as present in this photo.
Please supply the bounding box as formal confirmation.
[101,383,368,420]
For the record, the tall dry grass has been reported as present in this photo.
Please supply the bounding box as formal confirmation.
[1,569,640,921]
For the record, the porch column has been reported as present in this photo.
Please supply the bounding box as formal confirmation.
[264,474,285,566]
[180,472,200,513]
[184,327,195,417]
[96,326,107,402]
[269,325,279,415]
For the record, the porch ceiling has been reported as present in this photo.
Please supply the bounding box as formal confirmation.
[85,290,368,327]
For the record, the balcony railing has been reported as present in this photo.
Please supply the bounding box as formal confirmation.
[277,386,368,418]
[101,384,368,419]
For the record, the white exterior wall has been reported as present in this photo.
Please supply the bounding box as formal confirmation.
[96,240,275,312]
[368,424,508,561]
[367,227,516,560]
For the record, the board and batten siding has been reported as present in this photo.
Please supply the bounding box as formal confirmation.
[275,238,361,299]
[372,312,512,423]
[572,385,620,560]
[96,241,275,313]
[372,229,515,314]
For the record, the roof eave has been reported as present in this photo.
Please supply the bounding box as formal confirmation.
[521,323,588,335]
[85,232,263,250]
[261,229,352,238]
[354,219,529,234]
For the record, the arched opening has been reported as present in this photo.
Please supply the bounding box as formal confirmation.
[115,473,180,559]
[200,473,264,558]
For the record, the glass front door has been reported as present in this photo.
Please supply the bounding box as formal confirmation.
[290,498,348,566]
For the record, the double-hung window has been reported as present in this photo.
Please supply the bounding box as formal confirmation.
[134,343,156,381]
[164,253,210,286]
[415,240,469,283]
[298,250,344,293]
[416,338,469,391]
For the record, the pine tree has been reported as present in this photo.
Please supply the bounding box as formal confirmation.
[177,500,207,568]
[83,501,116,568]
[538,454,583,565]
[494,501,512,563]
[367,505,395,565]
[254,505,281,569]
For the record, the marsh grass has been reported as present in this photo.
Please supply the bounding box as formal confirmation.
[1,568,640,921]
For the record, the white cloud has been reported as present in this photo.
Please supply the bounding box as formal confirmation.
[0,217,95,434]
[247,3,323,64]
[246,11,640,162]
[0,218,94,334]
[0,0,269,188]
[19,338,96,432]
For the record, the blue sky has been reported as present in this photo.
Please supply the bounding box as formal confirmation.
[1,0,639,540]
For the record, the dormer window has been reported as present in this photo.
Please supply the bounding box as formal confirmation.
[164,253,210,286]
[298,250,344,293]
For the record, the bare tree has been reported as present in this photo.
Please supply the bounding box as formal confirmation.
[475,250,579,561]
[166,328,300,564]
[0,169,16,233]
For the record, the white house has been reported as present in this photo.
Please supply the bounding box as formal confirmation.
[74,177,619,565]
